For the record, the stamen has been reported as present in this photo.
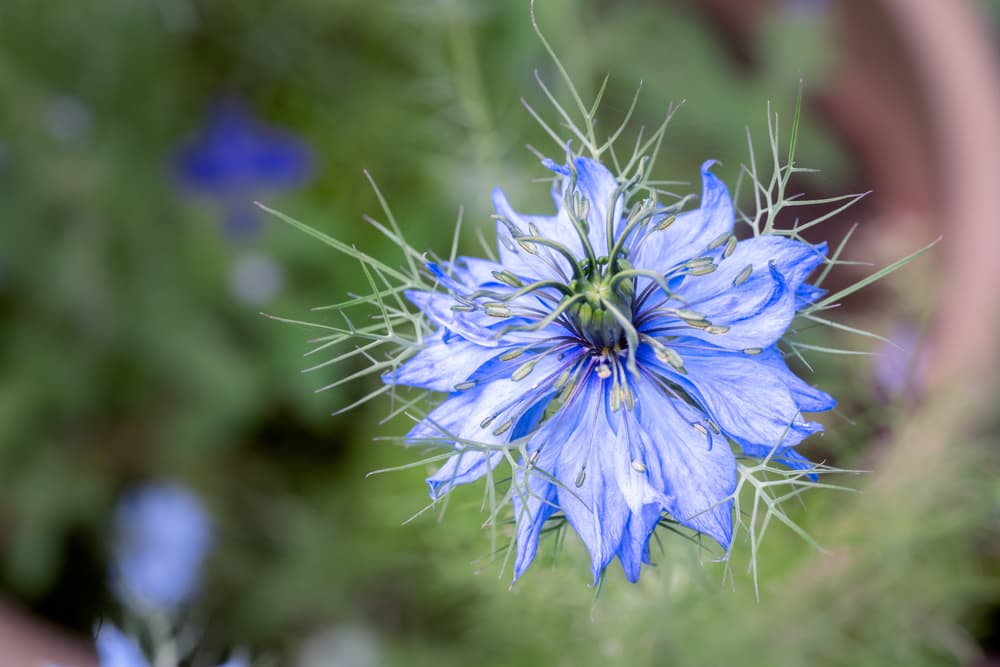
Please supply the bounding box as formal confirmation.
[492,419,513,436]
[686,263,717,276]
[492,270,523,287]
[733,264,753,286]
[723,235,738,258]
[708,232,731,250]
[512,359,537,381]
[485,304,511,317]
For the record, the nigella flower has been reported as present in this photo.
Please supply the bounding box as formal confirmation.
[174,99,313,238]
[111,482,213,612]
[384,156,835,582]
[49,624,247,667]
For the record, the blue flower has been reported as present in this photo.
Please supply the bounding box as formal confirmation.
[94,625,149,667]
[384,156,835,582]
[174,99,313,238]
[50,624,246,667]
[111,482,213,612]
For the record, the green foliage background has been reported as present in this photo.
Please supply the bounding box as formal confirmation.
[0,1,994,665]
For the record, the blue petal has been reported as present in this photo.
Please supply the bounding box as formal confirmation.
[96,624,150,667]
[427,449,505,499]
[682,235,826,304]
[757,347,837,413]
[630,161,734,272]
[551,381,631,581]
[385,330,506,392]
[795,282,826,309]
[680,261,795,350]
[405,290,502,347]
[412,352,570,497]
[633,378,736,550]
[492,187,579,281]
[565,157,622,254]
[174,99,311,196]
[640,343,826,452]
[510,407,576,582]
[738,442,819,480]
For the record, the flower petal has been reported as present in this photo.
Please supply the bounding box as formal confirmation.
[563,157,622,254]
[385,330,506,392]
[493,187,579,282]
[641,342,826,451]
[634,378,736,550]
[681,235,826,305]
[681,260,795,350]
[630,160,734,272]
[510,405,579,582]
[427,449,505,499]
[553,381,631,581]
[96,624,151,667]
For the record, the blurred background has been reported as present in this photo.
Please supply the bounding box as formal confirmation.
[0,0,998,665]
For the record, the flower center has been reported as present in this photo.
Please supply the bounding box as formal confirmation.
[568,269,635,349]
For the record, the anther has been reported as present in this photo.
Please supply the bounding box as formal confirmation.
[705,325,730,335]
[723,235,738,258]
[499,349,524,362]
[708,232,731,250]
[595,364,612,379]
[512,360,537,381]
[553,369,571,389]
[480,415,496,429]
[743,347,762,355]
[655,215,676,231]
[492,419,513,436]
[692,423,708,436]
[517,240,538,255]
[733,264,753,286]
[492,271,523,288]
[485,304,511,317]
[453,381,477,391]
[687,263,717,276]
[575,468,587,487]
[528,450,540,466]
[630,460,647,473]
[451,304,475,312]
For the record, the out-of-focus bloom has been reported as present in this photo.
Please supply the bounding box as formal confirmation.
[51,624,246,667]
[228,251,284,306]
[111,482,213,612]
[296,625,381,667]
[873,323,926,402]
[42,95,93,145]
[174,99,313,238]
[384,157,835,582]
[94,625,149,667]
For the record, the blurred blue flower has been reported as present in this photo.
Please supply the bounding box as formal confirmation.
[52,624,248,667]
[111,482,213,612]
[874,323,926,402]
[94,625,149,667]
[174,99,313,238]
[384,156,835,582]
